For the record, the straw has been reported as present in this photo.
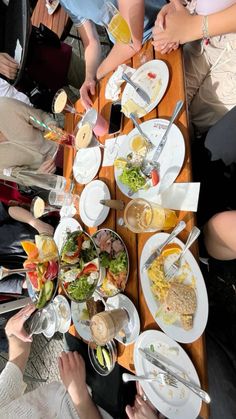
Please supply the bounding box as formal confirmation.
[29,115,58,133]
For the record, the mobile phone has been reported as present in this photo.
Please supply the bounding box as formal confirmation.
[108,102,123,134]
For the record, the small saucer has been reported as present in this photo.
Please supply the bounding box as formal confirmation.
[53,295,71,333]
[106,294,140,345]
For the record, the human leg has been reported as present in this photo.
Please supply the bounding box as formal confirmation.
[204,211,236,260]
[188,34,236,132]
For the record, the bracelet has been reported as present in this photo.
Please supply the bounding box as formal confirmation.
[202,15,210,44]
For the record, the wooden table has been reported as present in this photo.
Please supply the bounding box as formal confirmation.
[64,41,209,419]
[31,0,70,39]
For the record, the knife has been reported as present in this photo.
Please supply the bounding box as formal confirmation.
[142,220,186,271]
[153,100,184,162]
[100,199,125,210]
[122,73,151,105]
[139,348,211,404]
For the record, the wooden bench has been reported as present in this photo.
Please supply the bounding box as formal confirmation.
[31,0,71,39]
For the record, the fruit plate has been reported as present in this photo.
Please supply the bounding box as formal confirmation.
[59,230,100,303]
[140,233,208,343]
[22,235,59,309]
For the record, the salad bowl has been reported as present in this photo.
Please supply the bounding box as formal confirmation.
[92,229,129,298]
[59,230,100,302]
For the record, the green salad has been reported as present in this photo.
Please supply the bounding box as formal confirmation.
[67,275,95,301]
[119,166,146,192]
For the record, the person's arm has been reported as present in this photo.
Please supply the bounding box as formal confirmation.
[204,211,236,261]
[59,351,102,419]
[152,0,236,48]
[97,0,143,80]
[77,21,102,109]
[5,305,36,372]
[8,206,54,236]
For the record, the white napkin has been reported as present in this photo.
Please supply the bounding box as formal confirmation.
[151,182,201,212]
[14,39,22,64]
[102,135,127,167]
[105,64,135,102]
[60,204,77,218]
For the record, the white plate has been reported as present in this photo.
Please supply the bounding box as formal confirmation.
[114,119,185,199]
[79,180,110,227]
[46,0,60,15]
[53,295,71,333]
[121,60,169,117]
[53,218,81,253]
[134,330,201,419]
[71,301,92,341]
[140,233,208,343]
[106,294,140,345]
[73,147,101,185]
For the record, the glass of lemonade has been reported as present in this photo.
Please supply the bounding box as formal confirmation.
[90,308,129,346]
[124,198,177,233]
[100,1,132,45]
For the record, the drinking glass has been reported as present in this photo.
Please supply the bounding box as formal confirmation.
[124,198,177,233]
[90,308,129,346]
[52,89,82,117]
[100,1,132,45]
[48,190,80,208]
[30,196,59,218]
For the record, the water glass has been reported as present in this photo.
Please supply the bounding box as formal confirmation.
[48,190,79,208]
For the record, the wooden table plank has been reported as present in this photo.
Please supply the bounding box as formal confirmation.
[31,0,69,38]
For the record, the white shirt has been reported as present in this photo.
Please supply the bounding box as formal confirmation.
[0,77,31,105]
[0,362,112,419]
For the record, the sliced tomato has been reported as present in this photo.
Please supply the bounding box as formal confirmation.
[45,260,58,280]
[63,282,69,290]
[151,169,160,186]
[23,260,37,270]
[147,72,156,79]
[28,271,40,290]
[82,263,97,274]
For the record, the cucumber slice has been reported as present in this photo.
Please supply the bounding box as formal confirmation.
[96,346,105,368]
[36,286,47,309]
[44,281,54,301]
[102,348,111,371]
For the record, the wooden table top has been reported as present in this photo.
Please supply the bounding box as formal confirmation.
[31,0,70,39]
[64,41,209,419]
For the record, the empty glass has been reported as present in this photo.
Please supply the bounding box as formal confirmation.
[52,88,82,116]
[48,190,80,208]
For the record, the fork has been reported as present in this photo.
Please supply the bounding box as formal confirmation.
[129,112,154,150]
[165,226,201,280]
[122,372,178,388]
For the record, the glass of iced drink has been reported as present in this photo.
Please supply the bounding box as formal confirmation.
[90,308,129,346]
[124,198,177,233]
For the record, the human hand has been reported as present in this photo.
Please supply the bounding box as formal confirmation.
[80,79,96,110]
[126,395,160,419]
[59,352,89,408]
[152,0,194,48]
[30,218,54,236]
[0,52,19,79]
[5,304,36,342]
[37,158,56,174]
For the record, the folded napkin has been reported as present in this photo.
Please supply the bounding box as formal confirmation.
[152,182,201,212]
[102,135,127,167]
[105,65,135,102]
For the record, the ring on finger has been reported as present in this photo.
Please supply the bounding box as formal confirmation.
[142,394,147,402]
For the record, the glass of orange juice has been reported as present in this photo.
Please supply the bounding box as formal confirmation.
[124,198,177,233]
[100,1,132,45]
